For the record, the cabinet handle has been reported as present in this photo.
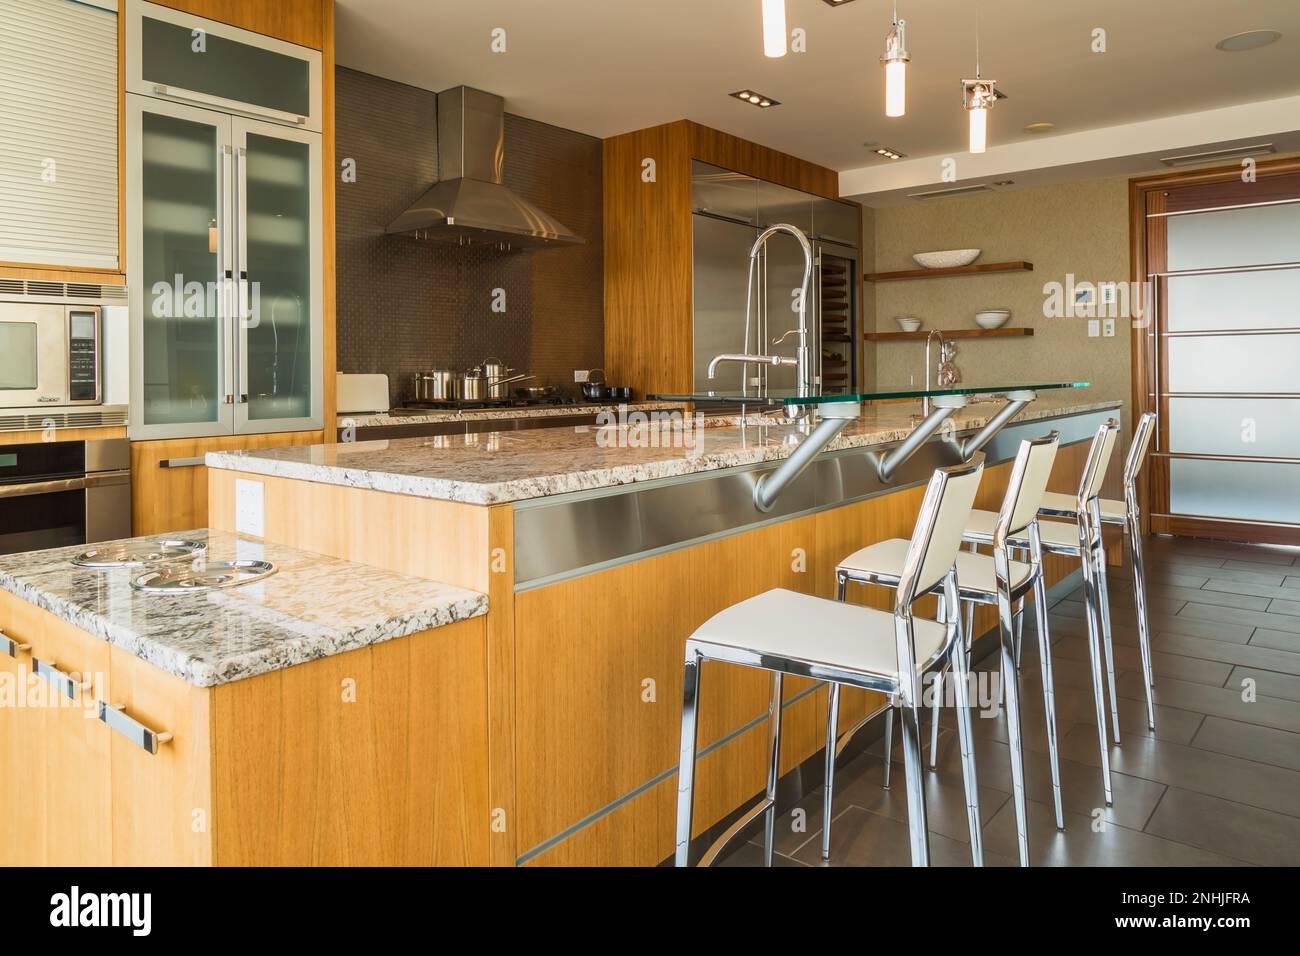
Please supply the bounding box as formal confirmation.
[32,658,84,701]
[152,84,307,127]
[0,630,32,658]
[159,457,205,469]
[99,702,173,755]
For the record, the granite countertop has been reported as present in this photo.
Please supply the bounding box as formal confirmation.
[0,530,487,688]
[207,395,1121,506]
[339,401,682,429]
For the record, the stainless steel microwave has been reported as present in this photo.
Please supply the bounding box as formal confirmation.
[0,302,102,409]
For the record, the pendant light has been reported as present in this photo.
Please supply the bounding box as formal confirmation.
[961,11,997,153]
[762,0,787,57]
[881,3,909,117]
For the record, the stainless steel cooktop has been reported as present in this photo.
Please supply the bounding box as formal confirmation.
[130,560,277,594]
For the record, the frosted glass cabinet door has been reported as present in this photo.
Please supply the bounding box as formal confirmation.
[233,119,322,434]
[128,96,234,439]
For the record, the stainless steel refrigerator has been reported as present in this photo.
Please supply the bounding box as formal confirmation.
[691,161,861,396]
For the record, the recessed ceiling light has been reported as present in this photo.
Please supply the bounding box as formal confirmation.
[821,0,858,6]
[1216,30,1282,52]
[730,89,781,108]
[865,142,906,160]
[1024,121,1055,134]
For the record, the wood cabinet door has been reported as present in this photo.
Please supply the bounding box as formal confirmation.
[107,649,213,866]
[0,594,47,866]
[31,615,112,866]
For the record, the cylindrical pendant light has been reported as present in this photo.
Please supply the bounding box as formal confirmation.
[762,0,787,58]
[881,7,910,118]
[968,103,987,153]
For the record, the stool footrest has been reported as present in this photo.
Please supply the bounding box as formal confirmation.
[698,796,775,867]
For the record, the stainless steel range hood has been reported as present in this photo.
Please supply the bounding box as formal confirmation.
[385,86,584,250]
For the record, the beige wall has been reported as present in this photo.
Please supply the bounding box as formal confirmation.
[868,176,1131,410]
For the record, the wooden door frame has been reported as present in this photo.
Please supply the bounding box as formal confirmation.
[1129,156,1300,544]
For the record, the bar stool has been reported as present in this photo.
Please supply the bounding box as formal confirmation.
[1039,411,1158,732]
[828,431,1063,867]
[674,456,986,867]
[962,418,1121,806]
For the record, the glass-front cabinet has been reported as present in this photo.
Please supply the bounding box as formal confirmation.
[125,2,322,439]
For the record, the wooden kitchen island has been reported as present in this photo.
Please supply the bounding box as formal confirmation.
[198,392,1123,867]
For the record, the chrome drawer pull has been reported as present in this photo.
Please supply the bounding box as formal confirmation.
[0,630,32,658]
[32,658,83,701]
[98,702,173,755]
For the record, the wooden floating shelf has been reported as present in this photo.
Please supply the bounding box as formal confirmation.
[864,260,1034,282]
[864,327,1035,342]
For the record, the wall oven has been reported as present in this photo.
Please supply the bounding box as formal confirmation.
[0,438,131,556]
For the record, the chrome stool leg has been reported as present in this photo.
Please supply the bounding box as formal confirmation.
[763,672,785,867]
[1093,532,1123,745]
[882,702,894,789]
[1129,514,1157,730]
[1030,534,1065,830]
[946,575,984,866]
[674,648,703,867]
[1079,531,1115,806]
[822,682,841,861]
[897,695,929,866]
[996,582,1031,866]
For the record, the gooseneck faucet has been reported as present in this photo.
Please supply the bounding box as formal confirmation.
[707,223,814,412]
[923,329,947,415]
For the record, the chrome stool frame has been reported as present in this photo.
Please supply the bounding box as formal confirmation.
[674,457,986,867]
[1040,411,1158,733]
[962,419,1121,807]
[831,431,1065,867]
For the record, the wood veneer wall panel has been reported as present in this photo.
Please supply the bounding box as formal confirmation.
[206,468,491,590]
[602,121,694,398]
[152,0,324,48]
[686,122,840,199]
[486,504,517,865]
[211,618,489,866]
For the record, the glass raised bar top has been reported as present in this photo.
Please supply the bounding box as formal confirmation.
[648,381,1091,407]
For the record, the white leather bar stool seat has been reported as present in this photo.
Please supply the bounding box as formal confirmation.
[694,588,950,681]
[1039,491,1125,524]
[962,509,1079,551]
[838,538,1035,598]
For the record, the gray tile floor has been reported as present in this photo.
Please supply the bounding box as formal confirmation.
[723,536,1300,867]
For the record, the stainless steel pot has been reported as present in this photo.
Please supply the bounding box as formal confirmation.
[412,370,456,402]
[458,369,489,401]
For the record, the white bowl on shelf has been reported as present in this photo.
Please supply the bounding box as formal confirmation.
[912,248,981,270]
[895,316,923,332]
[973,309,1012,330]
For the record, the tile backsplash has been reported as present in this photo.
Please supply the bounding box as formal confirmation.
[335,67,604,407]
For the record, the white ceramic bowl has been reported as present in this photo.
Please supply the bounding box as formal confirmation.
[974,309,1012,330]
[912,248,981,270]
[895,316,923,332]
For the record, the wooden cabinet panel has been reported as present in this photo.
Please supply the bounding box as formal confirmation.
[0,593,46,866]
[151,0,325,49]
[32,614,112,866]
[108,648,213,866]
[131,430,323,535]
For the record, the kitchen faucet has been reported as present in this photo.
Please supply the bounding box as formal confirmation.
[707,223,814,413]
[922,329,947,415]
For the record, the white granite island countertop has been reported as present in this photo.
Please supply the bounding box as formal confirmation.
[207,396,1122,506]
[0,530,487,688]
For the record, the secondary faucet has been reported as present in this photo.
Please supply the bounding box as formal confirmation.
[922,329,947,415]
[707,223,814,411]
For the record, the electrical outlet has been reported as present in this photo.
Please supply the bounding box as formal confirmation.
[235,478,265,538]
[1087,319,1100,338]
[574,369,590,383]
[1102,318,1116,337]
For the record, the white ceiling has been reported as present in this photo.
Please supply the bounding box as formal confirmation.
[337,0,1300,193]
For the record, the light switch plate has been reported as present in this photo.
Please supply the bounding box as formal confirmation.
[1100,282,1117,305]
[1087,319,1101,338]
[1102,318,1116,337]
[235,479,265,538]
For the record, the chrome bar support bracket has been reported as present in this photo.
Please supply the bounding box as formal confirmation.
[752,402,860,513]
[960,390,1036,460]
[876,395,967,483]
